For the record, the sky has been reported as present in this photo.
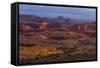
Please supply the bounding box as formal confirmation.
[19,4,96,21]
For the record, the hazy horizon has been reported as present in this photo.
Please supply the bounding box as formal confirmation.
[19,4,96,21]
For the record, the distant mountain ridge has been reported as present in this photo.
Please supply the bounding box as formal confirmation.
[19,15,95,24]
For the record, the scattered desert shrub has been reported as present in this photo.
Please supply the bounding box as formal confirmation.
[79,40,89,45]
[19,46,64,60]
[62,39,80,48]
[88,39,96,45]
[49,36,66,40]
[79,39,96,46]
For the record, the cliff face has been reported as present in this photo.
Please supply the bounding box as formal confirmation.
[18,15,96,64]
[19,15,96,33]
[71,23,96,32]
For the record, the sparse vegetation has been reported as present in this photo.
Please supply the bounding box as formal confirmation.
[19,46,64,60]
[62,39,79,47]
[19,15,96,64]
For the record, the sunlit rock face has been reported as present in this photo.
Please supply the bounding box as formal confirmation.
[39,21,49,31]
